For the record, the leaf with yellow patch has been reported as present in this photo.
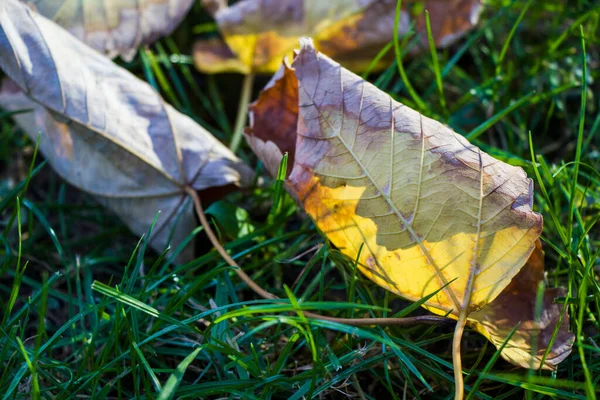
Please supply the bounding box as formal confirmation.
[245,39,574,397]
[195,0,483,74]
[249,38,542,316]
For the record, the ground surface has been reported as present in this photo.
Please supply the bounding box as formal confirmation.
[1,1,599,399]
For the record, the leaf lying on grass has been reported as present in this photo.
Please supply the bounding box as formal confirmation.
[195,0,483,74]
[0,0,252,260]
[246,38,573,374]
[248,38,542,315]
[19,0,194,60]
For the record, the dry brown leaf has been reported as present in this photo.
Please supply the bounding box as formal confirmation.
[248,38,540,316]
[195,0,483,74]
[20,0,194,61]
[0,0,252,260]
[246,39,572,371]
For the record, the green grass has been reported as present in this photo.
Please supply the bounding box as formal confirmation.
[1,0,599,398]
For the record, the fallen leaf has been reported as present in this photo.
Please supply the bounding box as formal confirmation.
[248,38,542,314]
[20,0,194,61]
[195,0,483,74]
[469,240,574,370]
[244,39,567,370]
[0,0,252,260]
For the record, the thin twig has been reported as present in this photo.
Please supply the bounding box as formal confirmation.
[185,187,453,327]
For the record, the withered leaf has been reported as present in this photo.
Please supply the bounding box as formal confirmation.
[20,0,194,61]
[244,39,572,369]
[195,0,483,74]
[0,0,252,260]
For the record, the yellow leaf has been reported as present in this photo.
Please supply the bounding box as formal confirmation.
[249,39,542,315]
[245,40,573,381]
[195,0,483,74]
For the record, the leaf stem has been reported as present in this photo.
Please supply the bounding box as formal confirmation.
[229,73,255,153]
[185,186,454,328]
[453,309,468,400]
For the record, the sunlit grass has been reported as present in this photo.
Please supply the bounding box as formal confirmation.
[1,1,598,398]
